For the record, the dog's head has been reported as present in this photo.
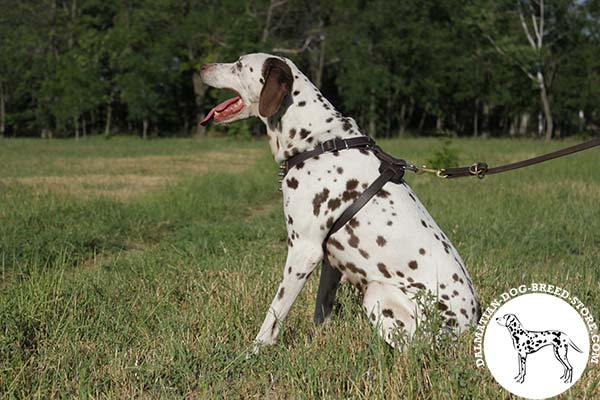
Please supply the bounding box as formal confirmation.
[496,313,520,328]
[200,53,294,126]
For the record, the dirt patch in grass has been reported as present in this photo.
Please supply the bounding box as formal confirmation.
[53,149,261,176]
[1,149,262,200]
[7,174,170,200]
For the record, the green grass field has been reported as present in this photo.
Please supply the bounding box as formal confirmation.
[1,136,598,399]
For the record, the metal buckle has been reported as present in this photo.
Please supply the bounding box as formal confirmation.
[416,165,448,178]
[468,162,487,179]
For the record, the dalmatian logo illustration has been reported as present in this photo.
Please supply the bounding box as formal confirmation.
[496,313,583,384]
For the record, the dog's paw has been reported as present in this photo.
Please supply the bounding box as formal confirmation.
[245,343,261,360]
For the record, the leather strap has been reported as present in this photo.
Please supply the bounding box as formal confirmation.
[440,137,600,179]
[324,168,396,244]
[282,136,375,175]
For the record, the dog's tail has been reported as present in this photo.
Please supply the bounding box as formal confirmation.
[569,338,583,353]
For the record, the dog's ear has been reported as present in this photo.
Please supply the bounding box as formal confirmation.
[259,58,293,118]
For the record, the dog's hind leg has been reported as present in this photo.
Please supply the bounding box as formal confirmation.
[553,346,569,381]
[313,261,342,325]
[556,345,574,383]
[362,281,418,348]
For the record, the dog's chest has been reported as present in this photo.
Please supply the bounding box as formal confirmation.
[282,149,455,273]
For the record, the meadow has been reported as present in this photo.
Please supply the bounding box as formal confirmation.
[0,136,598,399]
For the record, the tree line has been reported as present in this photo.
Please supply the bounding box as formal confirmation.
[0,0,598,140]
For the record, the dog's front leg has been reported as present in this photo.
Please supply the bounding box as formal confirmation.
[249,241,322,356]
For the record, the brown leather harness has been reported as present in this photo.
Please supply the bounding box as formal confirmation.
[279,136,600,324]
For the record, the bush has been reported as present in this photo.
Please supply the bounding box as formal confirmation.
[426,139,460,169]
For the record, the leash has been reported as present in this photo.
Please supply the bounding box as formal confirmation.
[414,137,600,179]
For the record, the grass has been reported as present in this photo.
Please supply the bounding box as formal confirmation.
[0,136,598,399]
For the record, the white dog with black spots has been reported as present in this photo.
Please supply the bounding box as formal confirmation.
[200,53,481,355]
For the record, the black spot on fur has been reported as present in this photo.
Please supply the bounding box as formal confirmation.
[358,249,370,259]
[376,236,387,247]
[408,260,418,270]
[419,248,426,255]
[376,189,390,198]
[293,90,300,96]
[346,262,367,276]
[286,177,299,189]
[298,101,306,107]
[382,309,394,318]
[300,129,311,139]
[328,198,341,211]
[329,238,344,250]
[326,216,334,229]
[278,287,285,299]
[342,190,361,202]
[410,282,426,290]
[348,233,359,248]
[346,179,359,190]
[312,188,330,216]
[377,263,392,278]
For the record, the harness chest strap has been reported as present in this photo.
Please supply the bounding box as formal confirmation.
[281,137,408,260]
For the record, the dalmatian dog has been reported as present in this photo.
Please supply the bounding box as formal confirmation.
[200,53,481,354]
[496,314,583,383]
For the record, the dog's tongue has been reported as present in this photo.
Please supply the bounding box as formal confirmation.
[200,96,241,126]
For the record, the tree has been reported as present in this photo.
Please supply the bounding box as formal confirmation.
[472,0,581,140]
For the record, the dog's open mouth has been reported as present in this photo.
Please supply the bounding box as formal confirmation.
[200,89,244,126]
